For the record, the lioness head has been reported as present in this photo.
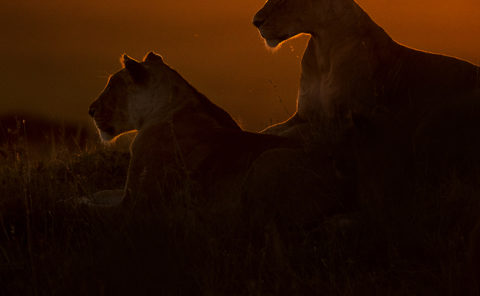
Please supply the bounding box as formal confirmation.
[253,0,353,48]
[89,52,178,142]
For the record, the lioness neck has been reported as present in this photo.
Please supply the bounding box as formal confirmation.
[132,88,192,131]
[298,1,397,120]
[139,86,239,133]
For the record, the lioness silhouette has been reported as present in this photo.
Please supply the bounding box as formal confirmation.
[85,52,339,212]
[253,0,480,138]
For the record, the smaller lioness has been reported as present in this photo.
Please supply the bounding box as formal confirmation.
[87,52,337,213]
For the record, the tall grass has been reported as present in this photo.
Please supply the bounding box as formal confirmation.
[1,125,480,295]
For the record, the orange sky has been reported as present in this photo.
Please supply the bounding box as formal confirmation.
[1,0,479,131]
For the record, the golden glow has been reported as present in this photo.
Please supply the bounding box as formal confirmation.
[0,0,478,131]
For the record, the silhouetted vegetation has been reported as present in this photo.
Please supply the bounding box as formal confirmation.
[1,115,480,295]
[0,114,97,161]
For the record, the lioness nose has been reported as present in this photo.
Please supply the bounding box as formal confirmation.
[88,105,96,117]
[253,16,265,28]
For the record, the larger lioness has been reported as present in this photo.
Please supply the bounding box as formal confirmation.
[253,0,480,138]
[86,52,340,216]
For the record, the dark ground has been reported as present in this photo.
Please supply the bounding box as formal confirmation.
[1,115,480,295]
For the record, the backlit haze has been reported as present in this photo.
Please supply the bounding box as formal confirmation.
[1,0,479,131]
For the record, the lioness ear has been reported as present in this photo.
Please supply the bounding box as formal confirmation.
[122,54,148,84]
[144,52,164,64]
